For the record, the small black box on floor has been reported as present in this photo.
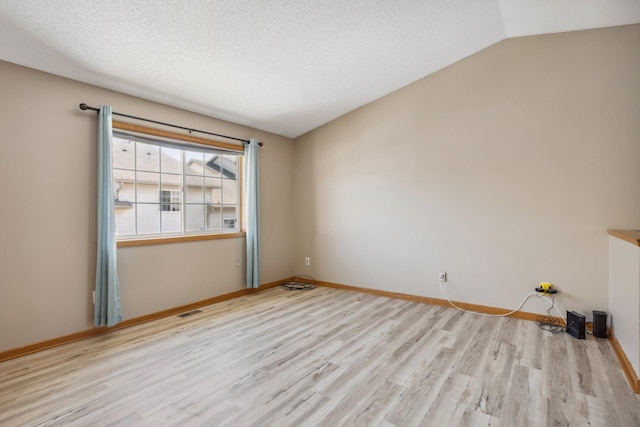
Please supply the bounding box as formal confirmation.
[566,311,585,339]
[593,310,608,338]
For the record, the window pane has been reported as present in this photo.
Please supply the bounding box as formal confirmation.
[159,190,170,211]
[185,204,205,232]
[203,153,218,177]
[221,206,238,230]
[186,175,204,203]
[170,191,181,204]
[206,204,222,231]
[161,209,182,233]
[136,143,160,172]
[222,178,238,204]
[185,151,204,175]
[207,177,221,204]
[136,172,160,203]
[113,169,134,194]
[161,147,181,174]
[114,205,136,236]
[221,155,238,178]
[160,173,181,192]
[137,204,160,234]
[117,182,135,203]
[159,189,181,212]
[136,172,159,203]
[113,137,134,169]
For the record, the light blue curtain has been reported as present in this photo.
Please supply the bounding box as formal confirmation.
[245,139,260,288]
[95,105,123,326]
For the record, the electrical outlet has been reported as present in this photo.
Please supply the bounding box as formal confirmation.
[305,257,311,266]
[439,272,447,282]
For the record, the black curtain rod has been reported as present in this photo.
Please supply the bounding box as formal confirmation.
[79,103,262,146]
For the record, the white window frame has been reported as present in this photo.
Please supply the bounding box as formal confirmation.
[112,121,245,247]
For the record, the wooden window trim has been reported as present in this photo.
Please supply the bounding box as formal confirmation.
[117,232,246,248]
[112,121,244,152]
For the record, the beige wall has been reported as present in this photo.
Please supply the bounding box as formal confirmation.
[2,24,639,354]
[608,236,640,377]
[294,25,640,317]
[0,61,295,352]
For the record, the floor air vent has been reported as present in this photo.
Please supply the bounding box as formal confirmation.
[177,309,202,318]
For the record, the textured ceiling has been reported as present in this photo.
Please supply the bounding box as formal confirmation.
[0,1,639,138]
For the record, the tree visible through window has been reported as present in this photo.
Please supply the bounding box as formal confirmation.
[112,130,241,238]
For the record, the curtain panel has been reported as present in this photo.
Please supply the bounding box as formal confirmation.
[245,139,260,288]
[95,105,123,326]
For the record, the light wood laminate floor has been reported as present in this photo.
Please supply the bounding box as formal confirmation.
[1,286,639,426]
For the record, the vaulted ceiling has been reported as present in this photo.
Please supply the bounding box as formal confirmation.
[1,1,639,138]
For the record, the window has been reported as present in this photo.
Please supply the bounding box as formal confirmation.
[159,190,181,212]
[112,124,242,240]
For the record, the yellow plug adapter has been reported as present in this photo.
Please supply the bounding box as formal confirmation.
[535,282,557,294]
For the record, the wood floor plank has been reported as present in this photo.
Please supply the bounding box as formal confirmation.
[316,309,450,426]
[1,286,639,426]
[519,319,543,370]
[524,366,548,426]
[571,338,595,397]
[420,372,477,426]
[473,340,517,417]
[238,367,339,425]
[384,346,462,426]
[501,364,535,427]
[347,380,405,426]
[541,331,574,405]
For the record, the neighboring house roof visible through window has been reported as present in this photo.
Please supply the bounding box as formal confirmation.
[206,155,237,179]
[112,150,238,205]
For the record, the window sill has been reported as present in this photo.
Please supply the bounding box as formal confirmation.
[116,231,246,248]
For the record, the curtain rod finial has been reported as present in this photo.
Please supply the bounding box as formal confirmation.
[79,103,100,113]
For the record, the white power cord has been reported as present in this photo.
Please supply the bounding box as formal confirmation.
[438,280,566,321]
